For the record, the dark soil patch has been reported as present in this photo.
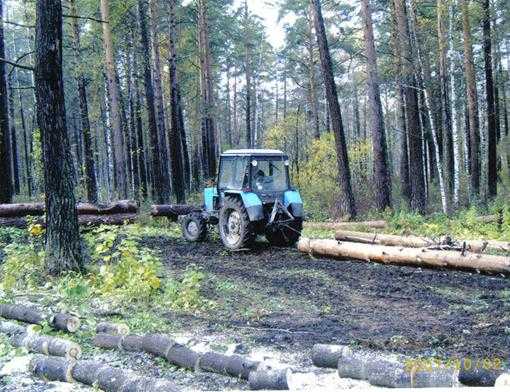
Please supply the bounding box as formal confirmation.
[149,235,510,365]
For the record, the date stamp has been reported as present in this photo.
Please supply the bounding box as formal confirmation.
[404,357,503,373]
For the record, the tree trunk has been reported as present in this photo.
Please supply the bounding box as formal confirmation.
[149,0,172,199]
[482,0,497,198]
[0,0,12,203]
[244,0,252,148]
[137,0,168,203]
[393,0,426,213]
[197,0,217,181]
[298,238,510,275]
[168,0,186,203]
[133,59,148,199]
[361,0,392,211]
[460,0,481,201]
[99,0,128,199]
[7,75,19,194]
[310,0,356,219]
[307,4,320,139]
[69,0,98,204]
[35,0,83,274]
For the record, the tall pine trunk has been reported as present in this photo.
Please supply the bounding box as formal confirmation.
[0,0,12,203]
[361,0,392,211]
[310,0,356,219]
[243,0,252,148]
[460,0,480,201]
[69,0,98,203]
[99,0,128,198]
[482,0,497,198]
[35,0,82,274]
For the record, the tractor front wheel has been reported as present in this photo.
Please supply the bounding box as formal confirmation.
[265,219,303,247]
[219,196,254,250]
[181,213,207,242]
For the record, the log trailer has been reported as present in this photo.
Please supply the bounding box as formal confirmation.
[180,149,304,250]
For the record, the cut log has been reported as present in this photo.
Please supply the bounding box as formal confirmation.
[150,204,199,220]
[93,333,123,349]
[14,333,82,359]
[336,346,457,388]
[0,303,45,325]
[51,313,80,333]
[141,333,175,357]
[304,220,387,230]
[298,238,510,275]
[334,230,510,254]
[0,320,28,336]
[120,377,180,392]
[0,200,138,218]
[198,351,230,374]
[225,354,259,379]
[198,352,258,379]
[459,363,504,386]
[248,368,290,390]
[96,321,129,335]
[165,343,200,370]
[72,359,107,386]
[97,366,132,392]
[0,213,138,228]
[121,334,144,352]
[30,355,75,383]
[312,344,351,369]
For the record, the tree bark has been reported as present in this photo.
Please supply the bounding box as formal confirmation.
[7,74,19,194]
[99,0,128,199]
[137,0,168,203]
[0,0,12,203]
[69,0,98,204]
[35,0,83,275]
[307,4,320,139]
[460,0,480,201]
[167,0,186,203]
[244,0,252,148]
[310,0,356,219]
[482,0,497,198]
[361,0,392,211]
[298,238,510,275]
[393,0,426,213]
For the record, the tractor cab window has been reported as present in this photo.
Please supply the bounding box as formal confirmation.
[218,157,249,190]
[251,157,289,192]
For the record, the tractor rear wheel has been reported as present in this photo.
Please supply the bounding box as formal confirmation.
[219,196,254,250]
[265,219,303,247]
[181,213,207,242]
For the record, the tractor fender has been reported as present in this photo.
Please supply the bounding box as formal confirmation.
[204,187,218,212]
[224,191,264,222]
[283,190,304,218]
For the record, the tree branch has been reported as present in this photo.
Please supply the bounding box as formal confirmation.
[0,58,34,72]
[3,19,35,29]
[62,14,106,24]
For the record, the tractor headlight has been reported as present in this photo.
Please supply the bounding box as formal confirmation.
[251,160,258,167]
[284,160,289,166]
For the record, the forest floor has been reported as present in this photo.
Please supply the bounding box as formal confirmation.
[1,225,509,391]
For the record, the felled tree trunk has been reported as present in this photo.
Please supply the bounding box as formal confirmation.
[0,213,137,228]
[0,304,80,333]
[198,352,259,379]
[248,367,290,390]
[304,220,387,230]
[0,200,138,217]
[12,333,81,359]
[312,344,351,369]
[298,238,510,275]
[96,322,129,335]
[334,230,510,254]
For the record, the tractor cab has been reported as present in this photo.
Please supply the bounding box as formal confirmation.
[181,149,304,250]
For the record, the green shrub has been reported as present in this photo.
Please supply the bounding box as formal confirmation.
[1,243,45,292]
[163,266,212,311]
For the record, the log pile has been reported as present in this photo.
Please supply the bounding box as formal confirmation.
[334,230,510,254]
[298,238,510,275]
[30,356,180,392]
[92,331,290,389]
[304,220,387,230]
[151,204,200,221]
[0,304,80,333]
[312,344,457,388]
[0,200,138,228]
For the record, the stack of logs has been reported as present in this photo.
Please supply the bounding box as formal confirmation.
[311,344,508,388]
[92,324,291,390]
[298,228,510,275]
[0,200,138,228]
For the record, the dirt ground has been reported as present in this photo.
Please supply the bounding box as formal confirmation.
[154,234,510,362]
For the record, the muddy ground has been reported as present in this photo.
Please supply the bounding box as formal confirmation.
[156,235,510,362]
[1,231,509,391]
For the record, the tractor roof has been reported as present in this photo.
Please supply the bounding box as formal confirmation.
[221,149,285,157]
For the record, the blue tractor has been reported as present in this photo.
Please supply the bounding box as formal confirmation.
[181,149,304,250]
